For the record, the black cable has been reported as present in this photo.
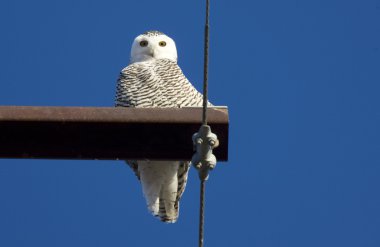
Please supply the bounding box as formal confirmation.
[199,1,210,247]
[202,0,210,126]
[199,179,206,247]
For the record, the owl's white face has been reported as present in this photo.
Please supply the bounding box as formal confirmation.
[130,31,178,63]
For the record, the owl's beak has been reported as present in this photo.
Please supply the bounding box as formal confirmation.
[148,47,155,57]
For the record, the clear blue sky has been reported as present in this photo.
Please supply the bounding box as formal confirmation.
[0,0,379,246]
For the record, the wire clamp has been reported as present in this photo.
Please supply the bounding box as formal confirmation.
[191,124,219,181]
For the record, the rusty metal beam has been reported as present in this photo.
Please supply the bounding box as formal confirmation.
[0,106,229,161]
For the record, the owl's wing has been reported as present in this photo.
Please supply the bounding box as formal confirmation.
[151,59,205,107]
[115,64,154,107]
[158,161,190,222]
[116,59,207,108]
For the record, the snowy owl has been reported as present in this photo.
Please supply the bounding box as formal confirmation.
[115,30,209,223]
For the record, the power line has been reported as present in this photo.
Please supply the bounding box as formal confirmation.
[202,0,210,126]
[193,1,219,247]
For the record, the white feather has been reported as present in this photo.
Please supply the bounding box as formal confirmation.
[137,161,179,218]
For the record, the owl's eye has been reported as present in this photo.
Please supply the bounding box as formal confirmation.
[139,41,148,47]
[159,41,167,47]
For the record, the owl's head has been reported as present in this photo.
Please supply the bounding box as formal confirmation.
[130,31,178,63]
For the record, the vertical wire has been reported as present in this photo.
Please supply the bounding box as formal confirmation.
[202,0,210,125]
[199,1,210,247]
[199,179,206,247]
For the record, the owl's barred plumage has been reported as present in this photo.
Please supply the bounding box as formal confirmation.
[115,59,204,108]
[115,31,209,223]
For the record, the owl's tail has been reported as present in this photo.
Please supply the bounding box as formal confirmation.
[128,161,190,223]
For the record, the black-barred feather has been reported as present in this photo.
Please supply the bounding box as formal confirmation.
[157,161,190,222]
[115,59,206,108]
